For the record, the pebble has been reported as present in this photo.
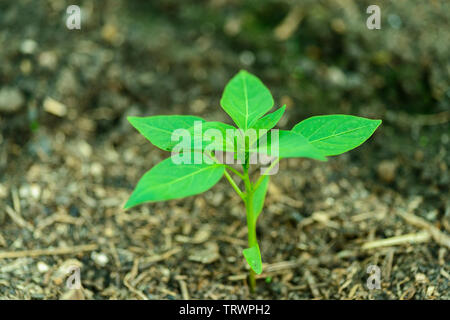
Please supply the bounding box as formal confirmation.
[19,184,41,200]
[415,273,428,284]
[37,261,50,273]
[190,99,207,113]
[20,39,38,54]
[377,160,398,183]
[39,51,58,70]
[0,87,25,113]
[43,97,67,117]
[90,162,103,176]
[188,242,219,264]
[91,252,109,267]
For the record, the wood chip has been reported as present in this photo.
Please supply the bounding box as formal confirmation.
[178,279,190,300]
[304,270,321,299]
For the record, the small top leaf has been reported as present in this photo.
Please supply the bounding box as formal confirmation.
[292,115,382,156]
[128,115,205,151]
[220,70,274,130]
[243,245,263,275]
[251,105,286,131]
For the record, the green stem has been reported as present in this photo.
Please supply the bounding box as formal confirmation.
[243,173,257,292]
[253,157,280,191]
[224,170,245,200]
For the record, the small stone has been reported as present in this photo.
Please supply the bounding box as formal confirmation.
[90,162,103,176]
[37,261,50,273]
[30,184,41,200]
[192,227,211,244]
[239,50,255,66]
[161,267,171,278]
[0,87,25,113]
[101,24,123,46]
[91,252,109,267]
[415,273,428,284]
[188,242,219,264]
[20,39,38,54]
[426,286,436,298]
[210,192,224,206]
[19,185,30,198]
[224,17,241,36]
[190,99,207,113]
[78,141,92,158]
[377,160,398,183]
[43,97,67,117]
[39,51,58,70]
[20,60,33,74]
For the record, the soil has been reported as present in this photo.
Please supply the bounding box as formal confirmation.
[0,0,448,300]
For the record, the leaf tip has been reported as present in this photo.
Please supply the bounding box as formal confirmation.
[126,116,139,125]
[123,199,134,210]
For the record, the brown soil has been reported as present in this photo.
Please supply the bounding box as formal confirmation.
[0,0,448,300]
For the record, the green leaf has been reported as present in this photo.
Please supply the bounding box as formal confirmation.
[243,245,263,275]
[251,105,286,130]
[124,155,225,209]
[128,115,205,151]
[220,70,274,130]
[253,175,269,223]
[292,115,382,156]
[252,130,327,161]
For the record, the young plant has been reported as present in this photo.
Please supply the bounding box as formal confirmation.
[124,70,381,292]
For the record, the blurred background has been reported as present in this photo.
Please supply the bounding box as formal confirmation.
[0,0,448,300]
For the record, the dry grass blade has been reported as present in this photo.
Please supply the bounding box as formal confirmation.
[5,205,34,231]
[362,231,430,250]
[0,244,98,259]
[397,210,450,249]
[123,258,148,300]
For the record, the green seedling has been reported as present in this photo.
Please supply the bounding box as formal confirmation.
[124,70,381,292]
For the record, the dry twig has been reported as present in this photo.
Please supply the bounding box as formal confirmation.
[0,243,98,259]
[362,231,430,250]
[397,210,450,249]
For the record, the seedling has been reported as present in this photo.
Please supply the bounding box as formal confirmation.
[124,70,381,292]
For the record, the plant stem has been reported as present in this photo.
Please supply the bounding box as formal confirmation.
[224,170,245,200]
[253,157,280,190]
[243,172,257,292]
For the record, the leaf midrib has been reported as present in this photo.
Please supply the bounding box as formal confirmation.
[135,165,221,197]
[241,73,249,130]
[309,124,374,143]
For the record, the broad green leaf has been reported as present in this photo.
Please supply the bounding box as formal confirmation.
[128,115,205,151]
[292,115,382,156]
[220,70,274,130]
[243,245,263,275]
[124,156,225,209]
[251,105,286,130]
[251,130,327,161]
[253,175,269,223]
